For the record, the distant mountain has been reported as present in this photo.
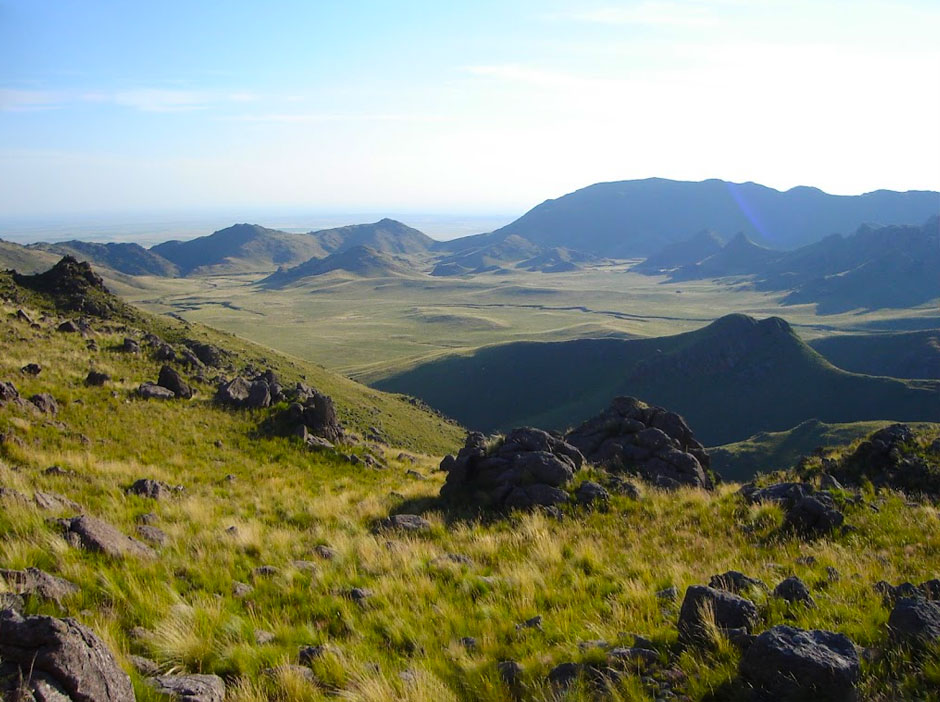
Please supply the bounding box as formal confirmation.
[811,330,940,379]
[431,234,541,276]
[670,233,778,281]
[517,247,595,273]
[374,313,940,446]
[151,223,328,275]
[261,245,410,286]
[454,178,939,257]
[632,229,724,274]
[31,240,179,277]
[0,239,61,273]
[309,218,434,255]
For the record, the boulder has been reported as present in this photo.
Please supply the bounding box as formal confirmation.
[121,338,140,353]
[0,380,19,405]
[138,382,175,400]
[127,478,171,500]
[57,320,80,333]
[439,427,583,509]
[29,393,58,415]
[280,389,344,442]
[0,567,79,603]
[888,597,940,644]
[834,423,940,497]
[215,376,252,406]
[63,515,156,559]
[153,343,177,361]
[575,480,610,505]
[0,609,135,702]
[136,525,167,546]
[85,371,110,386]
[783,495,844,538]
[708,571,766,594]
[21,363,42,376]
[677,585,758,646]
[157,365,193,399]
[33,491,82,512]
[148,674,225,702]
[774,576,815,606]
[739,625,860,701]
[185,342,225,368]
[566,396,713,489]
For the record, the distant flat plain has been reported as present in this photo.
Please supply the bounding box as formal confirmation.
[117,262,940,383]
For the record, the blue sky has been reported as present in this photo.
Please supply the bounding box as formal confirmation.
[1,0,938,219]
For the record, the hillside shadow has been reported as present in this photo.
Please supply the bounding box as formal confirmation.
[388,493,520,528]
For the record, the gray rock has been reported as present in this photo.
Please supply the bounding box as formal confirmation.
[314,544,337,560]
[148,674,225,702]
[136,525,167,546]
[157,365,193,399]
[127,478,171,500]
[21,363,42,376]
[346,587,372,603]
[708,571,766,594]
[0,609,135,702]
[232,581,252,598]
[575,480,610,505]
[137,382,176,400]
[121,338,140,353]
[888,597,940,644]
[547,662,583,689]
[85,371,110,386]
[298,643,337,664]
[376,514,431,533]
[784,495,844,537]
[33,491,82,513]
[739,625,859,701]
[497,660,523,687]
[677,585,758,646]
[608,647,659,665]
[0,567,79,603]
[128,655,160,676]
[29,393,58,415]
[63,515,156,559]
[774,575,815,606]
[253,565,279,578]
[657,585,679,602]
[215,377,252,406]
[56,320,80,333]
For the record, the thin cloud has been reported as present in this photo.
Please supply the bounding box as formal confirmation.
[226,112,444,124]
[549,2,719,28]
[0,89,65,111]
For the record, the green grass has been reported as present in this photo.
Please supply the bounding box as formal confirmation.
[809,330,940,380]
[1,294,939,701]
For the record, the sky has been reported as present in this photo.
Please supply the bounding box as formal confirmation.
[1,0,938,223]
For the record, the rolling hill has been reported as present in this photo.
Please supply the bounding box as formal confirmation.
[447,178,939,258]
[374,314,940,446]
[309,218,435,255]
[810,330,940,380]
[261,245,412,286]
[632,229,724,274]
[151,223,328,275]
[670,233,778,281]
[31,239,180,277]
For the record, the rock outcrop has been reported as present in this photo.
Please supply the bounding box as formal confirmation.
[888,597,940,644]
[739,625,860,701]
[157,365,193,399]
[834,423,940,497]
[740,481,845,538]
[565,397,713,489]
[62,515,156,559]
[282,385,344,443]
[216,370,284,410]
[0,609,135,702]
[439,427,583,509]
[148,674,225,702]
[0,567,79,603]
[677,585,758,646]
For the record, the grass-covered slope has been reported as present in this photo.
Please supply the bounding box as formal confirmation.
[374,314,940,447]
[710,419,940,482]
[810,330,940,380]
[2,301,940,700]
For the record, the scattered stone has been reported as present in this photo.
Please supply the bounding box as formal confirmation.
[888,597,940,644]
[677,585,758,646]
[819,473,843,491]
[516,615,542,630]
[281,388,345,443]
[375,514,431,533]
[405,469,426,480]
[136,525,167,546]
[0,486,29,504]
[153,343,177,361]
[121,337,140,353]
[547,662,583,689]
[774,575,815,606]
[657,585,679,602]
[440,427,583,509]
[833,423,940,497]
[57,320,80,333]
[608,646,659,665]
[33,491,82,512]
[232,581,252,598]
[137,512,158,525]
[739,625,860,702]
[575,480,610,505]
[15,309,34,324]
[185,341,225,368]
[0,608,135,702]
[708,571,766,594]
[21,363,42,376]
[62,515,156,559]
[739,481,812,508]
[85,370,110,386]
[157,365,193,399]
[460,636,477,651]
[255,629,276,645]
[607,476,641,498]
[29,392,58,414]
[0,567,79,603]
[346,587,372,604]
[292,560,317,572]
[299,643,336,664]
[127,478,171,500]
[497,660,523,687]
[129,654,161,677]
[314,544,337,560]
[784,494,844,538]
[0,381,20,406]
[137,382,176,400]
[565,396,713,489]
[44,465,74,477]
[253,565,279,578]
[148,674,225,702]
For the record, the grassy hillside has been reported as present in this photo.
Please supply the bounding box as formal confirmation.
[374,314,940,447]
[3,292,940,701]
[810,330,940,380]
[710,419,940,482]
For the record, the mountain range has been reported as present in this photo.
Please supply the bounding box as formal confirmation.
[373,314,940,446]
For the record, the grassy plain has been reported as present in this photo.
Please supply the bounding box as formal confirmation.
[117,264,940,382]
